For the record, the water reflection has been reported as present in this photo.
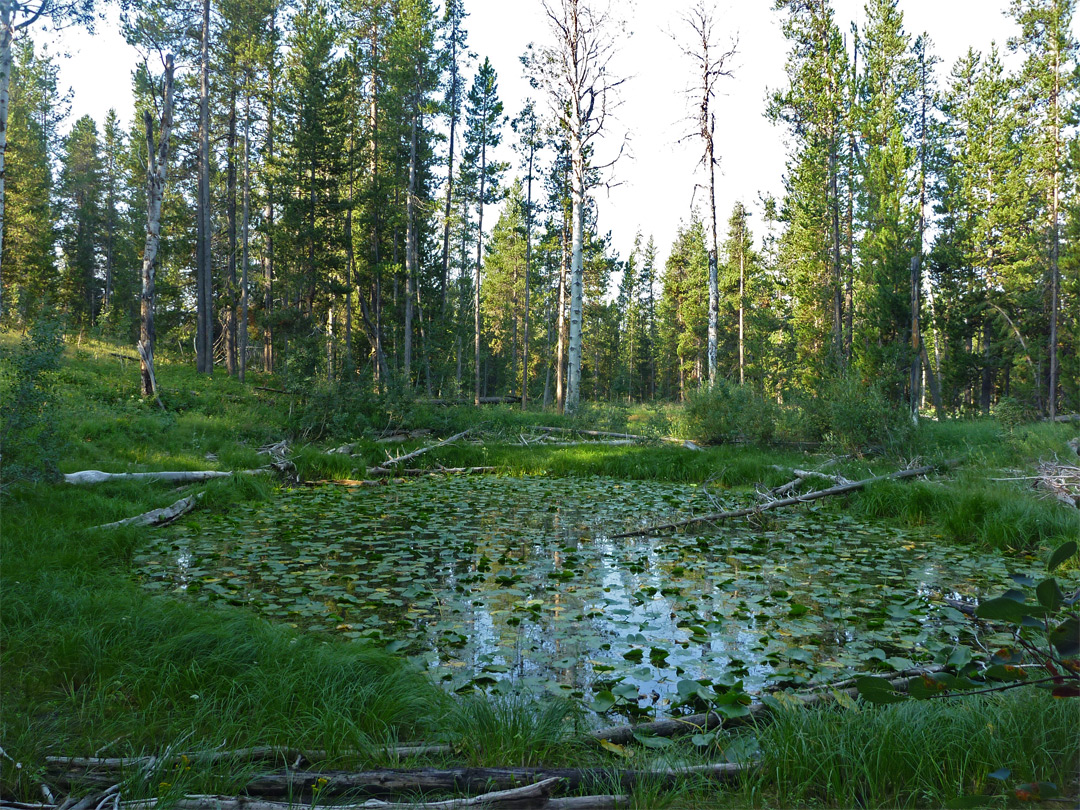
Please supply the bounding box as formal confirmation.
[134,476,1076,716]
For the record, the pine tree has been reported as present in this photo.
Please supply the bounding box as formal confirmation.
[1,41,60,323]
[1009,0,1078,417]
[462,56,505,404]
[769,0,848,387]
[58,114,104,324]
[857,0,919,399]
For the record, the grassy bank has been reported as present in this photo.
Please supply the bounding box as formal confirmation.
[3,333,1078,807]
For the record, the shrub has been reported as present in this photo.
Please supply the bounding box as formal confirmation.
[803,375,914,453]
[679,380,778,444]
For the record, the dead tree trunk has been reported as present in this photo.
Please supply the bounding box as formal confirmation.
[139,55,175,400]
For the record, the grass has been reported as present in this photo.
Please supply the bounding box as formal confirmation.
[744,690,1080,809]
[3,331,1079,807]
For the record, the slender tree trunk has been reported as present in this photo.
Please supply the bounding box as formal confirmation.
[240,90,250,384]
[738,233,745,385]
[225,84,238,376]
[566,133,585,413]
[706,122,718,387]
[196,0,213,375]
[440,29,459,309]
[474,136,488,407]
[522,142,534,409]
[556,214,568,413]
[0,1,12,318]
[140,56,175,399]
[405,109,418,385]
[263,15,276,374]
[1048,37,1061,419]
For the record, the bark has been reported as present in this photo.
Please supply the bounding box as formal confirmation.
[527,425,702,449]
[64,470,269,485]
[566,132,584,414]
[1049,30,1061,420]
[196,0,214,375]
[90,492,201,531]
[379,430,471,469]
[522,139,535,409]
[612,462,958,538]
[241,765,739,799]
[0,1,11,317]
[46,747,454,774]
[440,19,460,308]
[474,126,489,406]
[263,11,276,374]
[139,56,175,400]
[556,223,568,413]
[404,107,419,385]
[225,84,238,376]
[240,93,250,384]
[593,665,946,744]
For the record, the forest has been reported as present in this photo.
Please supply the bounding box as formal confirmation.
[2,0,1080,809]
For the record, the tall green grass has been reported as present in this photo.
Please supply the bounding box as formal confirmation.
[748,691,1080,808]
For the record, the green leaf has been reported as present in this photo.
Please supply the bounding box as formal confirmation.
[1036,578,1064,612]
[1049,616,1080,656]
[855,676,908,704]
[975,597,1035,623]
[983,664,1028,682]
[1048,540,1077,572]
[590,691,616,713]
[690,732,717,747]
[633,732,674,749]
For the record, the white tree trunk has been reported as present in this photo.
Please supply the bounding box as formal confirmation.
[566,133,585,414]
[0,1,13,319]
[140,55,175,399]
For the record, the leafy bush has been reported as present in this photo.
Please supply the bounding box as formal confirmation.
[679,381,778,444]
[1,317,67,485]
[803,375,914,453]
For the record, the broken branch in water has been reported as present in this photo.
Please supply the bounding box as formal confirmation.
[381,430,472,469]
[612,461,959,539]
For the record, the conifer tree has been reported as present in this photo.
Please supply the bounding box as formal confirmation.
[462,56,505,404]
[58,114,104,323]
[1009,0,1077,417]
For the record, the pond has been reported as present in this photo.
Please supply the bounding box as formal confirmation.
[135,476,1068,717]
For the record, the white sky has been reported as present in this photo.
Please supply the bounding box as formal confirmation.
[38,0,1061,269]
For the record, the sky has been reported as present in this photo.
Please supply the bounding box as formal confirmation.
[37,0,1062,270]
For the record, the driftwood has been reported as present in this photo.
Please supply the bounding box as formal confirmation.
[526,426,701,450]
[95,778,563,810]
[89,493,203,531]
[592,666,947,745]
[237,764,744,799]
[381,430,471,469]
[64,470,269,486]
[47,746,454,776]
[612,461,957,539]
[365,467,496,478]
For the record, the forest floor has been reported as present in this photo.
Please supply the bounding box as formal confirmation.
[2,333,1079,810]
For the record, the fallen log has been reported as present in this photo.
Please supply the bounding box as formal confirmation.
[107,778,562,810]
[236,763,745,799]
[611,461,958,539]
[526,426,701,450]
[89,493,203,531]
[365,466,496,478]
[592,666,947,745]
[64,470,269,486]
[46,745,455,774]
[381,430,471,469]
[1046,414,1080,423]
